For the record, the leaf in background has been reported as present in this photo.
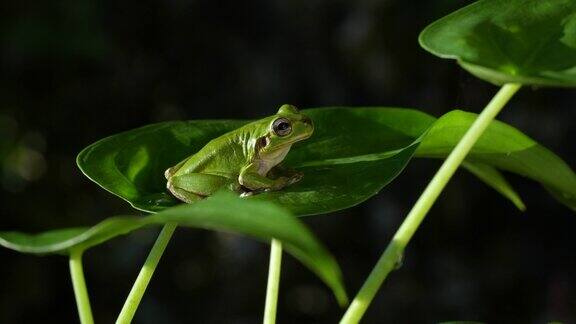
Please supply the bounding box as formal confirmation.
[462,162,525,211]
[419,0,576,86]
[77,108,434,215]
[416,110,576,211]
[0,192,348,306]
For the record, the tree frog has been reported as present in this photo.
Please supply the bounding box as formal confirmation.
[165,104,314,203]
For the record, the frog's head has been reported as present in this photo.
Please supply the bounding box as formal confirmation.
[257,104,314,154]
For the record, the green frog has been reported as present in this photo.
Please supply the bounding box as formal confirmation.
[165,104,314,203]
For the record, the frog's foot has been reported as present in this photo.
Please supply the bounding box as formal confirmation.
[287,171,304,185]
[238,185,259,198]
[270,173,303,191]
[167,181,204,203]
[268,166,303,186]
[239,191,254,198]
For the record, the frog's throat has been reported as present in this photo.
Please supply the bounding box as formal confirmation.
[257,144,292,176]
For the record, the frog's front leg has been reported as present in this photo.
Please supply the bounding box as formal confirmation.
[239,162,298,192]
[167,173,236,203]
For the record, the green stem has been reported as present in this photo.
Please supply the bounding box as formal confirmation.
[263,239,283,324]
[69,249,95,324]
[340,83,521,324]
[116,223,177,324]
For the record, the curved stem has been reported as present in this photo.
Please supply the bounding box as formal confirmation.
[340,83,521,324]
[263,239,283,324]
[69,249,94,324]
[116,223,177,324]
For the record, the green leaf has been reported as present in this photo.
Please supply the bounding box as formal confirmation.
[419,0,576,86]
[462,162,526,211]
[0,192,348,306]
[77,108,434,215]
[416,110,576,211]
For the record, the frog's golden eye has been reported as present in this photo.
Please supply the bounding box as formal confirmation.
[272,118,292,136]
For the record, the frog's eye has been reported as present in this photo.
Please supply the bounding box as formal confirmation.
[272,118,292,136]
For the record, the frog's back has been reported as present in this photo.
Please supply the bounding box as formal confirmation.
[169,126,257,178]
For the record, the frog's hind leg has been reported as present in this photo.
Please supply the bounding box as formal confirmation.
[167,173,237,203]
[168,185,204,203]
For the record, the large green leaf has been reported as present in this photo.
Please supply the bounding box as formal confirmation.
[419,0,576,86]
[77,108,433,215]
[416,110,576,210]
[0,192,348,305]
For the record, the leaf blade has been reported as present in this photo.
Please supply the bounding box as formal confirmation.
[419,0,576,86]
[416,110,576,210]
[0,192,348,305]
[77,108,434,215]
[462,161,526,211]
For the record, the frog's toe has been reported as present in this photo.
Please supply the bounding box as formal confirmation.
[240,191,255,198]
[289,173,304,184]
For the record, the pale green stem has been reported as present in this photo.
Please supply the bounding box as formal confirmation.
[340,83,522,324]
[116,223,177,324]
[263,239,283,324]
[69,249,95,324]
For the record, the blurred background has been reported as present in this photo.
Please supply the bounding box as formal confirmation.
[1,0,575,323]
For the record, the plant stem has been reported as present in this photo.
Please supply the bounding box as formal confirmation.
[263,239,283,324]
[69,249,94,324]
[116,223,177,324]
[340,83,521,324]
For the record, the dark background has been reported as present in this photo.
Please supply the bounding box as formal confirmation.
[1,0,575,323]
